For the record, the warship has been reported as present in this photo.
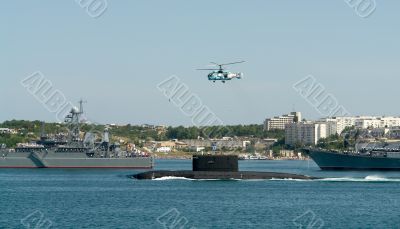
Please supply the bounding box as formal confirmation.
[305,142,400,170]
[0,101,153,169]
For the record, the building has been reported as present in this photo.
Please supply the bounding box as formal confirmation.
[319,117,357,135]
[279,150,295,158]
[182,139,244,150]
[369,128,390,138]
[388,127,400,139]
[0,128,17,134]
[156,141,176,149]
[264,112,302,131]
[153,140,188,152]
[242,140,251,148]
[320,116,400,135]
[285,122,327,146]
[355,117,400,129]
[189,146,205,152]
[316,120,338,136]
[156,146,172,153]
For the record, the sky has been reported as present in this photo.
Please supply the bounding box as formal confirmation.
[1,1,400,126]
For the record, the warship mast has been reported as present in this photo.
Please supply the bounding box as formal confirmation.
[65,100,85,145]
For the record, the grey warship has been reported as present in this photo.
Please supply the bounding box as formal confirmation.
[0,102,153,169]
[305,142,400,170]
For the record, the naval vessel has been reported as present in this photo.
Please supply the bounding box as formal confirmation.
[305,142,400,170]
[0,102,153,169]
[132,155,316,180]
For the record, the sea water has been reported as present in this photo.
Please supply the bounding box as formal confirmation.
[1,160,400,228]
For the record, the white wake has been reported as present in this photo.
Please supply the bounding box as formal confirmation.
[151,175,400,182]
[152,176,195,181]
[318,175,400,182]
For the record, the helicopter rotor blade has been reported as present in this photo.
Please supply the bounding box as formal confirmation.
[220,61,245,66]
[196,68,219,70]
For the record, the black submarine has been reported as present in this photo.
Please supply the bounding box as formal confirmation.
[132,155,316,180]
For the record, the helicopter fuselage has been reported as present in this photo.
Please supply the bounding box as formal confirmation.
[207,71,242,83]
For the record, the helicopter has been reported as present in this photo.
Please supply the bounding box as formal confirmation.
[197,61,245,83]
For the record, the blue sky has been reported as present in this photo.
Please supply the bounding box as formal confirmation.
[1,1,399,126]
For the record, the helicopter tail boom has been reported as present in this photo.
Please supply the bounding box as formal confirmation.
[227,72,243,79]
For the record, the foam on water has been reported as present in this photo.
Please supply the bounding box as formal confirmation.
[318,175,400,182]
[270,178,311,182]
[152,176,241,181]
[150,175,400,182]
[152,176,195,181]
[152,177,311,182]
[243,175,400,182]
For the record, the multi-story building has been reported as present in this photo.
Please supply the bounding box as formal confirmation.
[319,117,357,135]
[182,139,244,150]
[264,112,302,131]
[285,122,327,146]
[320,116,400,135]
[355,117,400,129]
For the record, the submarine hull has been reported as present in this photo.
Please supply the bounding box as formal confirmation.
[132,170,315,180]
[132,155,316,180]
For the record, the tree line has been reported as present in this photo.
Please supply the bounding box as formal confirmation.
[0,120,285,147]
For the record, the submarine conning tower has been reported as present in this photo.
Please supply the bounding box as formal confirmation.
[192,155,238,172]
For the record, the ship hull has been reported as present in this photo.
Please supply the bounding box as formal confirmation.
[43,158,153,169]
[0,151,153,169]
[307,149,400,170]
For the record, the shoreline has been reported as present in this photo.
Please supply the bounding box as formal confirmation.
[153,156,311,161]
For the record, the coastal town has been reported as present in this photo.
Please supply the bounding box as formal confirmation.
[2,111,400,160]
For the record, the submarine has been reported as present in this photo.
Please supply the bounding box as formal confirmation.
[132,155,316,180]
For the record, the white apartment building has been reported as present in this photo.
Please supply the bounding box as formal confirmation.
[285,122,327,146]
[319,117,357,135]
[264,112,302,131]
[355,117,400,129]
[320,116,400,135]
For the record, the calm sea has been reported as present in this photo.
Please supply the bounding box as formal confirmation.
[1,159,400,228]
